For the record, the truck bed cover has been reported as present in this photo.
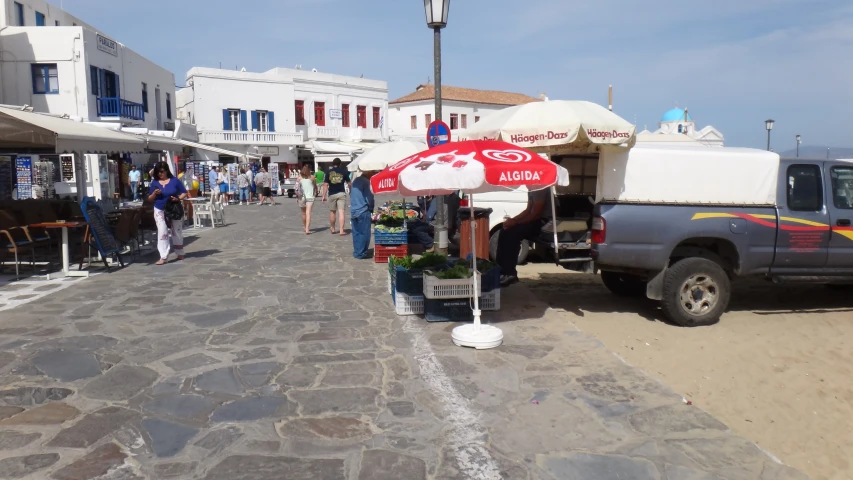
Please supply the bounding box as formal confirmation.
[596,144,780,206]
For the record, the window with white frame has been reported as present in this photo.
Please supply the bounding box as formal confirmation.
[258,111,269,132]
[229,109,241,131]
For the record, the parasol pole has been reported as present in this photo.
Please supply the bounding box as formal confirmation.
[469,193,481,326]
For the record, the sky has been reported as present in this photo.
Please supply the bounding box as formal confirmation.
[62,0,852,150]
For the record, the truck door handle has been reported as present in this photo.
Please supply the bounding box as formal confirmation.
[838,219,852,227]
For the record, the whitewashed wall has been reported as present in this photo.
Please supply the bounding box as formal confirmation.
[388,99,507,140]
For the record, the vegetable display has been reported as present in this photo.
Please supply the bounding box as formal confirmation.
[389,252,449,270]
[375,225,406,233]
[426,258,497,279]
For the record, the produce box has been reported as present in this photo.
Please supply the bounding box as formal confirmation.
[423,272,482,299]
[388,253,451,295]
[392,285,425,316]
[374,229,408,245]
[375,244,408,264]
[424,290,500,322]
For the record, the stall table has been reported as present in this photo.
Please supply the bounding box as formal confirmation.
[29,221,89,279]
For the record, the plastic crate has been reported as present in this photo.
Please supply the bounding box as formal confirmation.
[393,267,424,296]
[423,272,482,299]
[375,244,408,264]
[392,286,425,315]
[374,230,408,245]
[423,290,500,322]
[480,266,501,292]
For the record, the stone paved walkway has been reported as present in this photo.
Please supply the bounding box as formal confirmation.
[0,203,809,479]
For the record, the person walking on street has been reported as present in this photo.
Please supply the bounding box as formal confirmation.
[315,166,325,186]
[246,167,256,203]
[237,168,250,205]
[217,167,228,205]
[128,165,141,201]
[209,167,220,202]
[322,158,350,235]
[147,162,188,265]
[350,171,375,259]
[262,167,276,206]
[297,165,317,234]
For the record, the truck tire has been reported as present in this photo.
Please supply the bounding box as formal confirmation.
[600,271,647,297]
[661,257,730,327]
[489,230,529,264]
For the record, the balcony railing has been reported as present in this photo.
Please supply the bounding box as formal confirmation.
[345,127,383,142]
[96,97,145,121]
[198,130,304,145]
[307,126,340,140]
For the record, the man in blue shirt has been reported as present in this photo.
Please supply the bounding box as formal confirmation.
[128,165,141,201]
[208,167,219,201]
[349,171,375,259]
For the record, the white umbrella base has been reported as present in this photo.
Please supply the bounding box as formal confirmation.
[452,324,503,350]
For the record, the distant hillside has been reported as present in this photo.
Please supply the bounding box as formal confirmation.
[778,146,853,159]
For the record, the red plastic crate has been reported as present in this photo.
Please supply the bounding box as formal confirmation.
[375,244,408,264]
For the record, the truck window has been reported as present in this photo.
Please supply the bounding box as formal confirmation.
[830,166,853,209]
[786,165,823,212]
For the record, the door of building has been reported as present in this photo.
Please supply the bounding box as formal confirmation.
[155,88,162,129]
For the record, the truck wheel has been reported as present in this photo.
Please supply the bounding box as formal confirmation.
[600,271,647,297]
[661,258,730,327]
[489,230,529,264]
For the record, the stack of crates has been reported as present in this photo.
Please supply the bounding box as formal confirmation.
[422,265,501,322]
[374,229,408,264]
[391,263,425,315]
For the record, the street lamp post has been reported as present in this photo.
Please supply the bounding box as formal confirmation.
[765,119,774,151]
[796,134,801,157]
[424,0,451,252]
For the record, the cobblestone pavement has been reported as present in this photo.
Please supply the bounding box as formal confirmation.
[0,203,809,479]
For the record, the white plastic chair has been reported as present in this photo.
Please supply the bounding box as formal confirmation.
[194,199,215,228]
[212,199,226,226]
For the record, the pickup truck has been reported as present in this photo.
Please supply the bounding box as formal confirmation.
[591,145,853,326]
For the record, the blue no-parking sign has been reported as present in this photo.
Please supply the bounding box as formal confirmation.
[426,120,451,148]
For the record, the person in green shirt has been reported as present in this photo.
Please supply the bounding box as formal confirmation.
[314,166,325,185]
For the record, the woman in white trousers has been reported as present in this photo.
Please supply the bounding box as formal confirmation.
[148,162,188,265]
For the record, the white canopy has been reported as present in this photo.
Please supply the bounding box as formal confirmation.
[347,139,427,172]
[309,141,363,155]
[0,106,145,153]
[175,139,262,160]
[597,144,780,205]
[461,100,636,155]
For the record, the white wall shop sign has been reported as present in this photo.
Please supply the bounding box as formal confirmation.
[97,34,118,56]
[329,109,342,120]
[257,146,280,155]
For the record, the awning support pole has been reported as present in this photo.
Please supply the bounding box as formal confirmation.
[74,151,87,203]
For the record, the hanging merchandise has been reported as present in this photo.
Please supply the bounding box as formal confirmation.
[268,163,279,195]
[60,154,74,182]
[227,163,238,192]
[201,163,211,194]
[15,156,33,200]
[34,161,56,199]
[0,156,13,200]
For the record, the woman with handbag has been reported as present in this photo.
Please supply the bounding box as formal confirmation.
[147,162,188,265]
[296,165,316,234]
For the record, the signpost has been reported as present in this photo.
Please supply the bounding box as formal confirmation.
[426,120,451,148]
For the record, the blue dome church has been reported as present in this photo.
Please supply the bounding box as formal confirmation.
[638,107,724,147]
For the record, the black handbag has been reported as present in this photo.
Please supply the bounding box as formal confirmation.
[165,200,184,221]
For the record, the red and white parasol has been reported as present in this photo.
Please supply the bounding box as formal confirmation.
[372,140,569,349]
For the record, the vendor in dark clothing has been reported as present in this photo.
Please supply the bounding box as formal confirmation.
[409,196,436,251]
[496,188,552,286]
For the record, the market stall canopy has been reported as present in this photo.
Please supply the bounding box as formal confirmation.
[309,141,364,155]
[460,100,636,155]
[348,139,427,172]
[174,139,262,160]
[0,106,146,153]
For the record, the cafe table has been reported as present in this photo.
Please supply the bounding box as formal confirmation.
[29,221,89,279]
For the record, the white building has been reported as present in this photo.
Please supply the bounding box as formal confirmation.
[177,66,388,168]
[388,84,540,141]
[639,108,724,147]
[0,0,176,131]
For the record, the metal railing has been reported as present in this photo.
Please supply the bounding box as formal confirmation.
[198,130,304,145]
[96,97,145,121]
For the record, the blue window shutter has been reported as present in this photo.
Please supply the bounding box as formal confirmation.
[251,111,259,130]
[90,66,98,95]
[115,74,120,99]
[99,69,106,98]
[268,112,275,132]
[222,109,230,130]
[240,110,248,131]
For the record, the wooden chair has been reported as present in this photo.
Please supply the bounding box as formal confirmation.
[0,211,35,280]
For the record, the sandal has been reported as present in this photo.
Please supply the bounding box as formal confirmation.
[176,255,185,261]
[156,259,167,265]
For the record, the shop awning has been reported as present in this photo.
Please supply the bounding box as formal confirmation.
[0,106,146,153]
[141,134,186,151]
[308,141,364,155]
[175,139,262,160]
